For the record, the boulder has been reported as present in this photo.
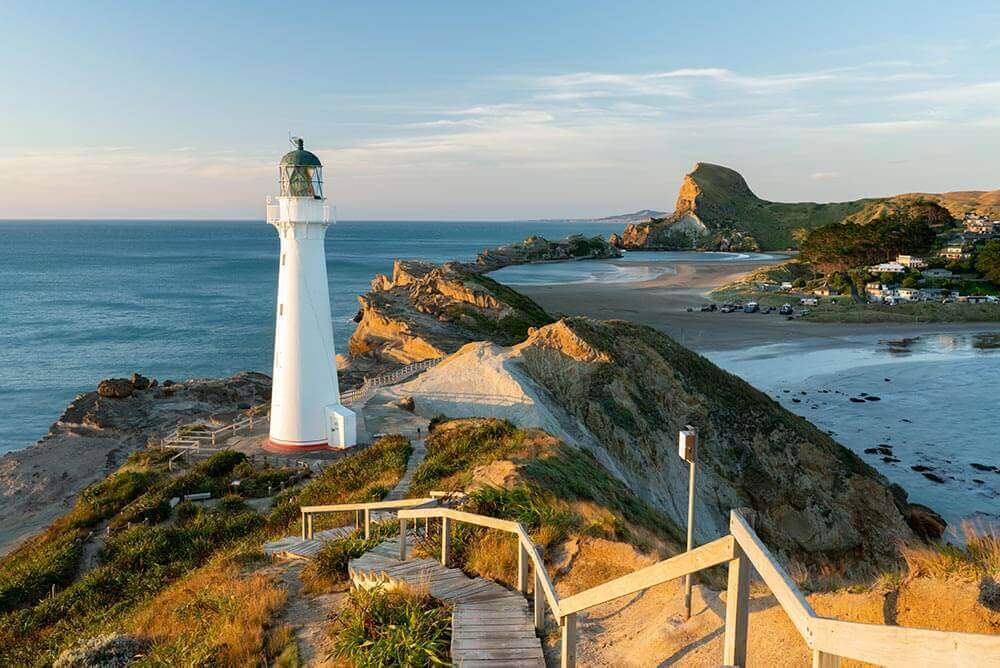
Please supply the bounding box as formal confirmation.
[97,378,134,399]
[905,503,947,541]
[129,372,152,390]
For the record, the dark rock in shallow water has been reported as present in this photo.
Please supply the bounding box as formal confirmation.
[884,378,891,382]
[882,456,901,463]
[791,398,801,403]
[911,465,933,472]
[971,463,999,472]
[865,396,881,401]
[921,472,946,484]
[905,503,947,540]
[865,446,893,456]
[849,397,866,403]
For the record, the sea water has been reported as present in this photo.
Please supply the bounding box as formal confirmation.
[0,219,621,453]
[708,333,1000,534]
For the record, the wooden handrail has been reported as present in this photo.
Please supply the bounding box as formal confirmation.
[397,506,563,619]
[728,511,815,640]
[301,497,436,514]
[558,536,735,616]
[310,499,1000,667]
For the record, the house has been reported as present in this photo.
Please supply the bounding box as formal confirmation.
[896,255,927,269]
[938,246,971,261]
[865,283,896,302]
[870,261,907,274]
[957,295,994,304]
[897,287,923,301]
[922,268,953,279]
[813,287,840,297]
[780,281,793,290]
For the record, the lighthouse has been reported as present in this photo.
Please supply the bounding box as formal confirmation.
[265,138,357,452]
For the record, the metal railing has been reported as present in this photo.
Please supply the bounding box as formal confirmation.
[340,357,443,407]
[395,506,1000,668]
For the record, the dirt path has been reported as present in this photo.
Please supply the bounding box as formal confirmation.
[261,560,347,667]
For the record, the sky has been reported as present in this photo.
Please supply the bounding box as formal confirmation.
[1,1,999,220]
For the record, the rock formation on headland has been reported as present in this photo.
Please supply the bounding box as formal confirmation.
[612,161,1000,251]
[473,233,620,271]
[381,317,916,566]
[346,259,553,373]
[0,373,270,554]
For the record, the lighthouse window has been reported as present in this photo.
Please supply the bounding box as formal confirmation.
[281,253,286,266]
[278,304,284,316]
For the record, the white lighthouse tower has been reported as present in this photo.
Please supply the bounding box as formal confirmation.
[265,138,357,452]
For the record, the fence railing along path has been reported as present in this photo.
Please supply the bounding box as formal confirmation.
[161,357,443,456]
[393,506,1000,668]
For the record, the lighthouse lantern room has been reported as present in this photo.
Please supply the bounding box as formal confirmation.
[265,138,357,452]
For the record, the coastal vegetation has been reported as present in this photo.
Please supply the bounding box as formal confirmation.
[0,434,412,666]
[330,585,452,667]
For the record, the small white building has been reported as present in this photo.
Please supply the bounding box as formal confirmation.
[938,246,971,261]
[870,261,907,274]
[897,255,927,269]
[866,283,896,302]
[780,281,793,290]
[897,287,923,301]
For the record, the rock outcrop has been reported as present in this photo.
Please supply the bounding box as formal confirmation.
[0,372,271,555]
[614,162,1000,251]
[347,260,553,373]
[384,317,916,567]
[474,234,620,271]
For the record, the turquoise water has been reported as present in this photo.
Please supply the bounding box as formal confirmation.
[0,220,620,453]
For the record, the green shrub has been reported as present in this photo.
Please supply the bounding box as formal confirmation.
[193,450,247,478]
[331,587,451,667]
[61,470,161,530]
[0,529,85,613]
[409,420,521,496]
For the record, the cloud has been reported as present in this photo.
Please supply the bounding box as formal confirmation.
[810,171,840,180]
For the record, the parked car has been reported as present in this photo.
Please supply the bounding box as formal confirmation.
[743,301,759,313]
[779,303,793,315]
[720,304,735,313]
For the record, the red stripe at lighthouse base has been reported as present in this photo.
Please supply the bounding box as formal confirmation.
[264,438,332,453]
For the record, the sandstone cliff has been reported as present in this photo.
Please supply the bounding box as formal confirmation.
[382,318,916,567]
[347,260,553,373]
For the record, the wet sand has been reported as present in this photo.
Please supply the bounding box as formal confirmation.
[518,255,1000,351]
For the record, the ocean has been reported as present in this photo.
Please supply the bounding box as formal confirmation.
[0,219,622,454]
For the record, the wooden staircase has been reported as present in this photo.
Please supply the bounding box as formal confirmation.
[350,537,545,667]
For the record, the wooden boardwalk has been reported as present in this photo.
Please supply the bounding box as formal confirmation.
[350,537,545,667]
[263,526,354,559]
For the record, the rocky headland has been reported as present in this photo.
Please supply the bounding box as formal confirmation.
[472,233,620,271]
[0,372,270,553]
[612,161,1000,251]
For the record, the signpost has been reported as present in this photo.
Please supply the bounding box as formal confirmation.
[679,427,697,620]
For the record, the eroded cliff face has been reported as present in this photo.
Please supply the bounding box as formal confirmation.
[510,318,912,567]
[347,260,553,370]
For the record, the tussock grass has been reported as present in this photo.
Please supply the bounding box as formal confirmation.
[901,523,1000,582]
[267,435,411,535]
[301,521,400,593]
[408,419,523,497]
[129,554,287,666]
[330,585,451,667]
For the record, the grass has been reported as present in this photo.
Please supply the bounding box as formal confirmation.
[266,435,411,535]
[128,551,288,667]
[301,521,400,593]
[408,419,524,497]
[900,523,1000,582]
[330,585,452,667]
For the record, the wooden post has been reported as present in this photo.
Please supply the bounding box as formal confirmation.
[518,541,529,594]
[534,570,545,631]
[680,428,698,620]
[364,508,371,540]
[441,516,451,567]
[812,650,839,668]
[560,613,577,668]
[723,544,750,667]
[301,512,307,540]
[355,509,361,530]
[399,518,407,561]
[307,513,314,540]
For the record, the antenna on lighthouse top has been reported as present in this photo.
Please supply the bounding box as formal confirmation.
[288,133,304,150]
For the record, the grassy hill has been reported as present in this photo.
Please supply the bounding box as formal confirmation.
[615,162,999,250]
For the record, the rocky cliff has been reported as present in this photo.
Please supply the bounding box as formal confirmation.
[612,162,1000,251]
[473,234,620,271]
[384,318,917,567]
[347,260,553,374]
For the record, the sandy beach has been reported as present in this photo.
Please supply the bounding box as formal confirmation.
[516,254,1000,351]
